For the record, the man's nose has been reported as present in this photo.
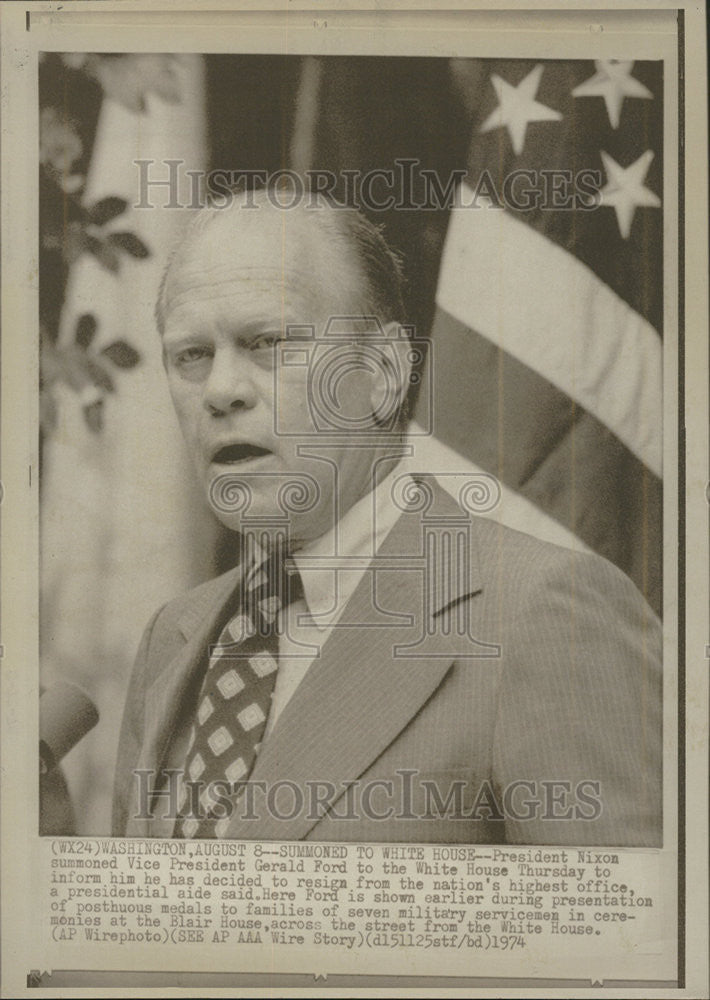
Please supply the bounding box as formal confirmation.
[202,350,258,415]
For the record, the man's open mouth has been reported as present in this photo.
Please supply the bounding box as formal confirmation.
[212,443,272,464]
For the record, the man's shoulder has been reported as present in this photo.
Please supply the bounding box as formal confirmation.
[470,511,595,582]
[419,473,618,587]
[411,471,654,617]
[468,510,659,627]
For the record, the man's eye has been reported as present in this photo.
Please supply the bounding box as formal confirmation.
[251,333,283,351]
[175,346,211,365]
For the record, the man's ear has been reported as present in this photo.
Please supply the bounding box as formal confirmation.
[368,321,413,428]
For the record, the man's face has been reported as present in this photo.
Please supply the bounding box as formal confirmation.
[161,209,393,547]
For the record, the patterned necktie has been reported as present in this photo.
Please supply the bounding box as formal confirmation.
[176,541,302,838]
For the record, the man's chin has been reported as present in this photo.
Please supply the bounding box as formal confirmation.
[211,511,325,553]
[203,456,325,537]
[207,490,281,523]
[206,470,325,543]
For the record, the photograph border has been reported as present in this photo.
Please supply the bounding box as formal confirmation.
[2,1,706,996]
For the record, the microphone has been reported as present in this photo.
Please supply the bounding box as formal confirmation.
[39,682,99,775]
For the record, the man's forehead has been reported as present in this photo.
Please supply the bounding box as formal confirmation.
[183,206,340,269]
[164,206,359,312]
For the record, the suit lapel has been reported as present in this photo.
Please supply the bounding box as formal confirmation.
[224,478,485,840]
[128,477,486,840]
[126,569,241,836]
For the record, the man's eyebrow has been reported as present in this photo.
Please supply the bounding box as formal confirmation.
[235,314,328,339]
[163,319,306,350]
[233,320,286,340]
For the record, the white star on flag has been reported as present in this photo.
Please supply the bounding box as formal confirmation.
[572,60,652,129]
[479,63,562,156]
[599,149,660,239]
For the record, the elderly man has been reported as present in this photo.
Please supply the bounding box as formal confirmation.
[112,189,662,845]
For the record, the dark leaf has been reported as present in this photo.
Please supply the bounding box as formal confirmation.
[83,400,104,433]
[88,196,128,226]
[86,234,120,273]
[75,313,97,349]
[101,340,141,369]
[107,231,150,258]
[86,357,116,393]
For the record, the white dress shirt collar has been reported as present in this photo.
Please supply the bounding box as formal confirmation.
[290,463,411,629]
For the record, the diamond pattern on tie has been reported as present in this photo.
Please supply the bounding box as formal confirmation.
[216,669,244,699]
[176,542,302,839]
[249,653,278,677]
[197,697,214,724]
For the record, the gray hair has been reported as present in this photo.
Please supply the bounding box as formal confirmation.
[155,184,407,335]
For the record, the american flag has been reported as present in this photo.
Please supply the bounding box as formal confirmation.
[415,58,663,616]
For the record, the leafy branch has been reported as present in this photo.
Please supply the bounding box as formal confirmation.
[40,53,182,434]
[41,315,140,433]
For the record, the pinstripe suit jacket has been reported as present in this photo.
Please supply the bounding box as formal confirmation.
[112,479,662,846]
